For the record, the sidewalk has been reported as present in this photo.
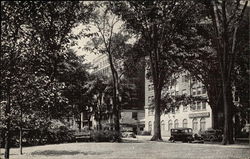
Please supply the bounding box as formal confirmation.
[125,135,250,148]
[136,135,170,141]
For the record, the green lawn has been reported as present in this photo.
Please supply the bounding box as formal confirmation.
[1,138,250,159]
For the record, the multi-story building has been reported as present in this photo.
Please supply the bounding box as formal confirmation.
[88,54,145,133]
[144,71,212,136]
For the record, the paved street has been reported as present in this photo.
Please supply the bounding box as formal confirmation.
[1,137,249,159]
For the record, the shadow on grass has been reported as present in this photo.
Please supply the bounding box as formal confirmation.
[31,150,112,156]
[121,139,144,143]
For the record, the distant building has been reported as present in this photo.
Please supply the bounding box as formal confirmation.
[144,71,212,136]
[85,54,145,133]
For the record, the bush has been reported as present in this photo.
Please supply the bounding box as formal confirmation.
[0,120,76,147]
[90,130,121,142]
[46,122,75,144]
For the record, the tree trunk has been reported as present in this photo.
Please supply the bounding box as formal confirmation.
[4,122,10,159]
[19,104,23,155]
[4,91,11,159]
[112,94,120,141]
[79,115,81,131]
[98,114,102,130]
[227,85,234,144]
[108,51,120,141]
[19,127,22,155]
[151,89,162,141]
[221,78,234,144]
[87,116,91,130]
[212,108,219,129]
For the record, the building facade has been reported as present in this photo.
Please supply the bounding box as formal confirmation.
[144,71,212,136]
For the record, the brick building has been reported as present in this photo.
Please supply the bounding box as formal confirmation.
[144,71,212,136]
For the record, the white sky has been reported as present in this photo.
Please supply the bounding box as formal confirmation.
[71,24,98,63]
[70,3,131,64]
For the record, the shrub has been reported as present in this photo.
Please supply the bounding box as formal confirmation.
[46,122,75,144]
[90,130,121,142]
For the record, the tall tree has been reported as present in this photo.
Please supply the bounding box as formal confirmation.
[84,74,110,130]
[205,0,248,144]
[1,1,93,158]
[113,1,203,141]
[85,2,133,141]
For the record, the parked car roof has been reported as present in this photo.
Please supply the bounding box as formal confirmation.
[171,128,192,130]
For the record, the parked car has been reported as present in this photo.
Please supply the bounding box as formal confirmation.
[169,128,194,142]
[122,131,136,138]
[200,128,223,142]
[192,133,204,143]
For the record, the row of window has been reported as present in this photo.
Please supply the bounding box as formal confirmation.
[147,102,206,115]
[148,118,206,132]
[97,59,109,68]
[192,86,206,95]
[98,67,110,76]
[191,101,206,111]
[148,87,206,96]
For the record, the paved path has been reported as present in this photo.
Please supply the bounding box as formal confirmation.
[1,137,249,159]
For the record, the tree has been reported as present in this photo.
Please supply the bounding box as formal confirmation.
[204,0,248,144]
[113,1,203,141]
[85,2,133,141]
[84,74,110,130]
[1,1,93,158]
[57,49,90,130]
[176,18,225,130]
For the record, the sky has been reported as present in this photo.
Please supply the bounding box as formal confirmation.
[70,3,125,64]
[71,24,98,64]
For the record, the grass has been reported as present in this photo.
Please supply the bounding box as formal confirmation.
[0,137,249,159]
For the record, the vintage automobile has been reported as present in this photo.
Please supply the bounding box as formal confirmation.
[200,128,223,142]
[169,128,194,142]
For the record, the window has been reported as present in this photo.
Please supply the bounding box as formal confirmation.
[171,107,175,114]
[161,120,165,131]
[132,112,138,120]
[192,118,198,131]
[176,107,180,113]
[148,84,154,91]
[148,121,152,132]
[171,92,175,96]
[197,87,201,95]
[200,118,206,131]
[148,109,154,116]
[182,75,186,82]
[192,78,197,84]
[183,105,188,112]
[182,89,187,95]
[183,119,188,128]
[192,88,196,95]
[190,104,196,110]
[202,86,206,94]
[202,102,206,110]
[185,75,189,82]
[234,91,239,102]
[197,102,201,110]
[168,120,173,131]
[174,119,179,128]
[148,96,154,104]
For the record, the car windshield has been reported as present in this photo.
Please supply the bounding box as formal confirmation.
[172,129,192,133]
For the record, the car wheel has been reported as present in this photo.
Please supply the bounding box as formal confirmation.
[209,136,216,142]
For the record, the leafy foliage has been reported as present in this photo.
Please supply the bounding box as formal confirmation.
[1,1,94,156]
[113,0,205,140]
